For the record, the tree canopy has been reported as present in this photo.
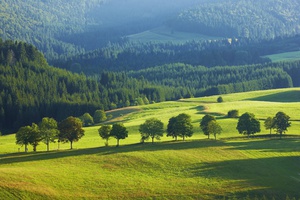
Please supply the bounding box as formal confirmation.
[58,116,85,149]
[110,123,128,147]
[167,113,193,141]
[139,118,164,144]
[15,123,40,152]
[200,114,216,139]
[273,112,291,139]
[98,125,112,146]
[39,117,59,151]
[236,112,261,137]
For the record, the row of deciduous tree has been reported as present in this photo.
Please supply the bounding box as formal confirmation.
[99,110,292,147]
[16,116,84,152]
[236,111,291,139]
[98,113,194,146]
[15,110,292,152]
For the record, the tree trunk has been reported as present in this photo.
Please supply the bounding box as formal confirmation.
[183,135,185,141]
[152,137,154,144]
[47,141,50,152]
[25,144,28,152]
[214,134,217,140]
[208,134,210,139]
[116,139,119,147]
[70,141,73,149]
[280,132,282,139]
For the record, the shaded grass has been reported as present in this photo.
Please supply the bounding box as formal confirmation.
[247,90,300,102]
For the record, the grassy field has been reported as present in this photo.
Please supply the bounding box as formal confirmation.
[0,88,300,199]
[263,51,300,62]
[127,26,222,44]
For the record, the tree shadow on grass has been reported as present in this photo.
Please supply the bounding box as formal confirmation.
[0,140,226,165]
[246,90,300,102]
[224,138,300,153]
[188,156,300,199]
[1,138,299,168]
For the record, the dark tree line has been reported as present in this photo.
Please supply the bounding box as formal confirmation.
[54,39,271,74]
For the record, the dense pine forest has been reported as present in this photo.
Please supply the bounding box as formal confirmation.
[170,0,300,39]
[1,39,300,133]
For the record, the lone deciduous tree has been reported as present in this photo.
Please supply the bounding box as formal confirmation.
[264,117,274,135]
[207,120,222,140]
[167,114,193,141]
[200,114,216,139]
[39,117,59,151]
[273,111,291,139]
[98,125,112,146]
[58,116,85,149]
[16,123,41,152]
[80,113,94,127]
[236,112,260,138]
[139,118,164,144]
[167,116,178,141]
[94,110,107,123]
[110,123,128,147]
[217,96,224,103]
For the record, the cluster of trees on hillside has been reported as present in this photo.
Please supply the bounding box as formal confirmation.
[170,0,300,39]
[16,116,84,152]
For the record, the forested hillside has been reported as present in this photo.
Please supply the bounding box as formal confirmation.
[0,0,198,61]
[0,40,179,132]
[1,0,300,62]
[55,34,300,74]
[1,40,300,133]
[169,0,300,39]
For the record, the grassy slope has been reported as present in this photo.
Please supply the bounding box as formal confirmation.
[127,26,222,44]
[263,51,300,62]
[0,88,300,199]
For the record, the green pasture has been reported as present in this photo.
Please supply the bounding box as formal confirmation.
[0,88,300,199]
[127,26,221,44]
[263,51,300,62]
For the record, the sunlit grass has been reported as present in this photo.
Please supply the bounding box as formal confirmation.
[127,26,221,44]
[0,88,300,199]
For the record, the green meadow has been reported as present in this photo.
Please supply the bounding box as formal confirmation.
[0,88,300,199]
[263,51,300,62]
[127,26,221,44]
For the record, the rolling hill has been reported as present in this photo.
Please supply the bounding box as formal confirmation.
[0,88,300,199]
